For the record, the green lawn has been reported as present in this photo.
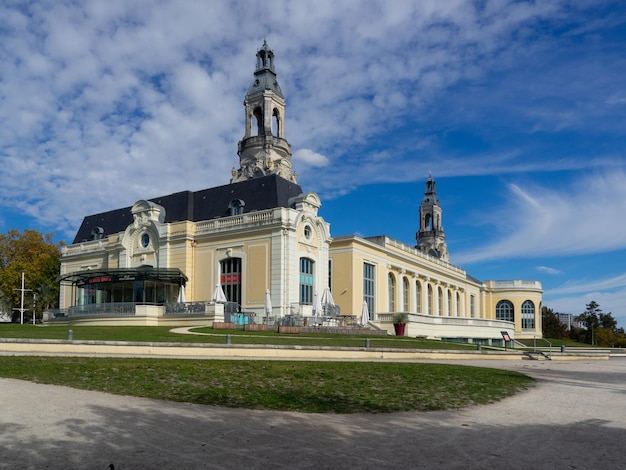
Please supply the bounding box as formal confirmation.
[0,324,476,349]
[0,356,534,413]
[516,337,591,348]
[0,325,537,413]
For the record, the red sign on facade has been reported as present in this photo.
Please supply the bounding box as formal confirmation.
[221,274,240,284]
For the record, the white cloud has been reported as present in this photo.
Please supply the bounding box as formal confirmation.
[548,273,626,297]
[454,170,626,264]
[0,1,623,241]
[536,266,563,275]
[540,272,626,326]
[292,149,330,167]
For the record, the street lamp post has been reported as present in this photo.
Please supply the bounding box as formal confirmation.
[12,272,32,325]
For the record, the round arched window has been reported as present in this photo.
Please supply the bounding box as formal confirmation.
[303,225,312,241]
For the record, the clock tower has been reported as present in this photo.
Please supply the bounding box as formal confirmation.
[231,40,296,183]
[416,175,449,262]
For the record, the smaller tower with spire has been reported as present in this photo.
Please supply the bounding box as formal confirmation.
[231,40,296,183]
[416,174,449,262]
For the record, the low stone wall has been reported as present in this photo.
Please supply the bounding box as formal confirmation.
[244,324,267,332]
[213,322,236,330]
[0,339,610,361]
[278,326,302,334]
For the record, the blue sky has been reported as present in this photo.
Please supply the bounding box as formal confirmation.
[1,1,626,325]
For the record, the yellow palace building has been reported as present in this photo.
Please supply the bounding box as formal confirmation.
[57,41,542,344]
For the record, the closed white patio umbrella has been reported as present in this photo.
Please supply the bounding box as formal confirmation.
[320,287,335,315]
[361,300,369,326]
[312,292,323,325]
[177,285,186,304]
[211,283,227,303]
[264,289,272,321]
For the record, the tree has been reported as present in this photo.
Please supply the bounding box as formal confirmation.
[599,312,617,331]
[0,229,64,322]
[575,301,618,346]
[576,301,601,332]
[542,306,566,339]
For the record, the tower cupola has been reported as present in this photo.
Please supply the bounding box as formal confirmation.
[231,40,296,183]
[416,174,449,261]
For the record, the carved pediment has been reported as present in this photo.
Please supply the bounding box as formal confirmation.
[131,200,166,228]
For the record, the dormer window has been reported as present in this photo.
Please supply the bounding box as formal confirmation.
[91,226,104,240]
[229,199,245,216]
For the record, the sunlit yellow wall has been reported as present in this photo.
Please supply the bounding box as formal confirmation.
[328,239,356,316]
[485,289,543,337]
[191,229,273,305]
[330,236,481,319]
[247,243,269,305]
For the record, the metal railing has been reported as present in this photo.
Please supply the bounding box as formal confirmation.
[68,302,137,317]
[164,301,210,315]
[290,302,341,317]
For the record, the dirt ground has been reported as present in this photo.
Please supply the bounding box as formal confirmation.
[1,357,625,469]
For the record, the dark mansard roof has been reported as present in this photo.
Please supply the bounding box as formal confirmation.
[72,174,303,244]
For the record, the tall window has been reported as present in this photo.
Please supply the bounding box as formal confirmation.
[363,263,375,317]
[221,258,242,305]
[470,295,476,318]
[427,284,433,315]
[299,258,314,305]
[496,300,514,322]
[522,300,535,329]
[416,281,422,313]
[448,290,453,316]
[438,287,443,316]
[388,273,396,312]
[328,259,333,290]
[403,277,410,312]
[456,292,461,317]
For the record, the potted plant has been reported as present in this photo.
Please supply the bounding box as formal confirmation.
[392,312,409,336]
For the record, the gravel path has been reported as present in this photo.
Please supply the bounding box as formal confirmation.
[1,357,625,469]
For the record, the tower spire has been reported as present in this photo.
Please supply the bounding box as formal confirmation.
[231,41,296,183]
[416,175,449,261]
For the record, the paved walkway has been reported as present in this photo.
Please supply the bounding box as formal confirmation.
[1,357,625,469]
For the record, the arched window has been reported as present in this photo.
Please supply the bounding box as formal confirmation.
[221,258,242,305]
[403,277,410,312]
[427,284,433,315]
[416,281,422,313]
[496,300,514,322]
[388,273,396,312]
[522,300,535,329]
[438,287,443,316]
[272,108,281,136]
[456,292,461,317]
[299,258,314,305]
[425,214,433,230]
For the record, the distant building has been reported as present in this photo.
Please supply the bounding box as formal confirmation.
[557,313,583,330]
[57,41,542,343]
